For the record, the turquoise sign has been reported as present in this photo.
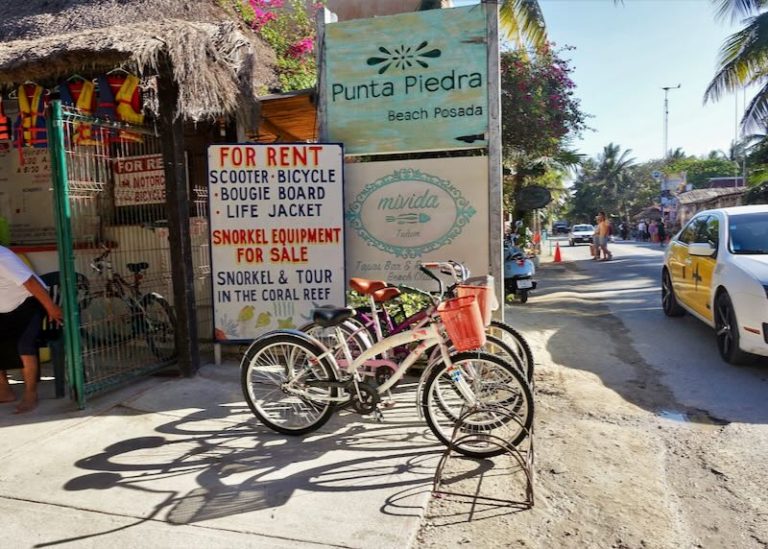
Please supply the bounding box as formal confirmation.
[324,5,488,155]
[346,168,476,258]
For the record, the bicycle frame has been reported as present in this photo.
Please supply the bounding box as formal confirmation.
[290,322,478,410]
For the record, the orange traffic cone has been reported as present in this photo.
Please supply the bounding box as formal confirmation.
[554,242,562,263]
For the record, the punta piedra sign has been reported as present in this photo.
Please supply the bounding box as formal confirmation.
[324,5,488,155]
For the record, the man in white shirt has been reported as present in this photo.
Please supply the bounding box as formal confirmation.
[0,246,63,413]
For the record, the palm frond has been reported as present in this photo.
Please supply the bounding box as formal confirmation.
[704,12,768,102]
[741,79,768,129]
[712,0,768,23]
[499,0,547,49]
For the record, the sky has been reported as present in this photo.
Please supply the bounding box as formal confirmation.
[455,0,752,162]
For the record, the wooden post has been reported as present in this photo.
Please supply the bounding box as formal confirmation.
[157,59,200,376]
[486,1,504,320]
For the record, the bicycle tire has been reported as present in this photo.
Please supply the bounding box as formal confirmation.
[423,351,534,458]
[487,320,534,382]
[79,294,135,347]
[427,334,525,379]
[241,333,338,435]
[141,294,177,361]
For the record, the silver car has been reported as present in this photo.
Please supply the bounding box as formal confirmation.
[568,224,595,246]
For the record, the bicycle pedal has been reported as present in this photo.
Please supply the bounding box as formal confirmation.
[380,400,396,409]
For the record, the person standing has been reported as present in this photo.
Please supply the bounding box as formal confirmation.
[596,212,613,261]
[658,218,667,247]
[637,219,647,241]
[649,220,659,243]
[0,246,63,413]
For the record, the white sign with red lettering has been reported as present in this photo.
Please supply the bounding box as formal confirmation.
[207,143,345,342]
[113,154,165,206]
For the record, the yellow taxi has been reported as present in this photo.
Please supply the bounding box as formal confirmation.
[662,205,768,364]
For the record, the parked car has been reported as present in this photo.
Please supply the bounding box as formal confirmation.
[552,221,570,235]
[568,224,595,246]
[661,205,768,364]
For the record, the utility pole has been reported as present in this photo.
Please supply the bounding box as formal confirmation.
[661,84,681,223]
[662,84,681,159]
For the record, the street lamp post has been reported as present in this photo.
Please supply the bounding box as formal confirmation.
[661,84,681,222]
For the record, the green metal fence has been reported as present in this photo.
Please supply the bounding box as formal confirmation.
[48,101,212,407]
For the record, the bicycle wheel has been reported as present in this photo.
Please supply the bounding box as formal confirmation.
[241,333,338,435]
[429,334,525,379]
[423,351,534,458]
[487,320,534,382]
[79,294,135,347]
[141,294,177,361]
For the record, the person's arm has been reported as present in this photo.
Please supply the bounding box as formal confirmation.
[22,276,63,325]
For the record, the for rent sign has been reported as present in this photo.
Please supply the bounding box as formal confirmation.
[323,5,488,155]
[113,154,165,206]
[208,144,345,341]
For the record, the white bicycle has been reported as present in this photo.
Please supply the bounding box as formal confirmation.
[241,263,534,458]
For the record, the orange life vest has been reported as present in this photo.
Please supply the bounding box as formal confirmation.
[59,80,98,146]
[0,97,11,141]
[15,84,47,148]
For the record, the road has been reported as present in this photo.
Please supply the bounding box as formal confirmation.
[418,239,768,549]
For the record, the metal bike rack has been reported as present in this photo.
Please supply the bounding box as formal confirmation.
[432,403,535,508]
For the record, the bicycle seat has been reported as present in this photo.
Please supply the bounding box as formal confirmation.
[372,287,401,303]
[349,277,387,295]
[127,262,149,273]
[311,306,355,328]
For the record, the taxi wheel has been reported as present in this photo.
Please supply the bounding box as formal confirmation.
[714,292,751,365]
[661,269,684,317]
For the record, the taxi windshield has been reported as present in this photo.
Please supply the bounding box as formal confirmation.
[729,212,768,254]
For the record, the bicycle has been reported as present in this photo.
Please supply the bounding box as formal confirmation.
[79,246,177,361]
[241,263,534,458]
[301,261,534,382]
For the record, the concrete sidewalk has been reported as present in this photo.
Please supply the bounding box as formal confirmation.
[0,362,441,548]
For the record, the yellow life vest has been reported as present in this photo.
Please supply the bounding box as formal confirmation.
[17,84,47,148]
[73,80,98,146]
[115,75,144,125]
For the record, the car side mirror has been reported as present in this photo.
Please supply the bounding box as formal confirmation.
[688,242,716,257]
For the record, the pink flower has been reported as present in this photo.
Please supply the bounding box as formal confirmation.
[288,37,314,58]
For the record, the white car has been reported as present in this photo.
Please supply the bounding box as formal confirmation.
[568,224,595,246]
[661,205,768,364]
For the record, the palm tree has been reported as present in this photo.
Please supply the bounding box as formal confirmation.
[705,1,768,128]
[595,143,636,217]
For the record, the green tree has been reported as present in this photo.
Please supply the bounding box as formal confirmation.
[666,156,740,188]
[500,45,588,216]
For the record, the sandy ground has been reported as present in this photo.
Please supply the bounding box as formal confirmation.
[416,260,768,549]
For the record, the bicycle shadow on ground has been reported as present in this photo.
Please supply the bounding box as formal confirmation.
[36,376,444,547]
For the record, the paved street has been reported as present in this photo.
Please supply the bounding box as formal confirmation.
[419,239,768,549]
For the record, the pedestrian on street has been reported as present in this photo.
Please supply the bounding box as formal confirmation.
[637,219,647,241]
[649,220,659,243]
[595,212,613,261]
[0,246,63,413]
[658,219,666,247]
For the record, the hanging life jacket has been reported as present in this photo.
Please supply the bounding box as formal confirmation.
[0,97,11,142]
[95,74,143,143]
[15,83,47,149]
[59,79,99,146]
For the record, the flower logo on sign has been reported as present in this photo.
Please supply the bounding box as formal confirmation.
[366,41,441,74]
[346,169,476,258]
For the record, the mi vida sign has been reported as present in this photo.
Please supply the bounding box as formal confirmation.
[324,5,488,155]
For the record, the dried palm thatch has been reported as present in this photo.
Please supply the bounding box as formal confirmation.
[0,0,277,125]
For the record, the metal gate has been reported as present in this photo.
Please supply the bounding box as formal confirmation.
[48,101,213,407]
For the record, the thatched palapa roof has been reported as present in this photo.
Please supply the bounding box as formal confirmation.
[0,0,277,124]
